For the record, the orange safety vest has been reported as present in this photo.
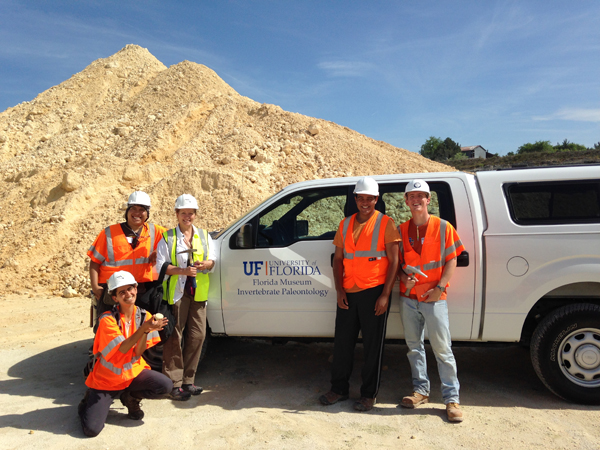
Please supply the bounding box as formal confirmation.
[88,223,166,284]
[340,211,391,290]
[85,305,161,391]
[398,216,464,301]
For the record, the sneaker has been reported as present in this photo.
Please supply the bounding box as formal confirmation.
[182,384,203,396]
[400,392,429,409]
[319,390,349,405]
[353,397,375,412]
[120,391,144,420]
[169,387,192,401]
[446,403,463,422]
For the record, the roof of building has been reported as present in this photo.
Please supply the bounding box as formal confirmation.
[461,145,486,152]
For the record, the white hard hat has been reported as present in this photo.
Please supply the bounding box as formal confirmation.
[354,177,379,196]
[174,194,199,211]
[128,191,151,208]
[405,179,430,195]
[107,271,137,293]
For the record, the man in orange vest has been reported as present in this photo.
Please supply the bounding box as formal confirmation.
[319,177,400,412]
[397,179,465,422]
[88,191,166,329]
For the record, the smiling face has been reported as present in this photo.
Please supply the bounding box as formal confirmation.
[127,205,148,228]
[405,191,431,215]
[111,284,138,307]
[176,208,197,228]
[355,194,378,220]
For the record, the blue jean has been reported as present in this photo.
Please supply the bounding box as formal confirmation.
[399,296,460,404]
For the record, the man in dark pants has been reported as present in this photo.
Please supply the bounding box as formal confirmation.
[319,177,400,411]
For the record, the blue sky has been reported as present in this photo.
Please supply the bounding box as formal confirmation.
[1,1,598,155]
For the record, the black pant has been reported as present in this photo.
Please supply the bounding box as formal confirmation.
[330,284,390,399]
[80,369,173,437]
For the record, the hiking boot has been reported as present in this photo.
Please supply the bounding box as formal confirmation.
[400,392,429,408]
[169,387,192,401]
[182,384,203,396]
[446,402,463,422]
[120,391,144,420]
[353,397,375,412]
[319,390,349,406]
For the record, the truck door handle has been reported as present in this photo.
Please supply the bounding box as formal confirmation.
[331,253,335,267]
[457,251,469,267]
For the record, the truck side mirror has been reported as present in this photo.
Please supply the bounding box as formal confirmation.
[236,223,253,249]
[296,220,308,237]
[457,251,469,267]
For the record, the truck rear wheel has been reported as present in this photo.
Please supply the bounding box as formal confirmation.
[531,303,600,404]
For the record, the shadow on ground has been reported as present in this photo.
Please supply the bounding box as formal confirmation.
[2,335,597,437]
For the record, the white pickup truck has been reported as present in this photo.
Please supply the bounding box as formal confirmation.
[203,165,600,404]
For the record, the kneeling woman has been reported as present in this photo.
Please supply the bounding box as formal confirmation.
[156,194,216,400]
[79,271,172,437]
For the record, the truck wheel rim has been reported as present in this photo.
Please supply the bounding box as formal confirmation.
[559,328,600,388]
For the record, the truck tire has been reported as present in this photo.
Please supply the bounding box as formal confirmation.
[531,303,600,404]
[143,328,211,372]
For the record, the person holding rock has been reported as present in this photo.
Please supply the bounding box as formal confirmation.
[87,191,166,330]
[78,270,172,437]
[397,179,465,423]
[156,194,216,401]
[320,177,400,412]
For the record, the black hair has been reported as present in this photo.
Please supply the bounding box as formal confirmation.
[125,205,150,223]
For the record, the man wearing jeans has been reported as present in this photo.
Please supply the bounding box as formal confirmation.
[397,179,465,422]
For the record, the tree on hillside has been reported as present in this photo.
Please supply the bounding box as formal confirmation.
[517,140,554,154]
[420,136,443,160]
[420,136,461,161]
[554,139,587,152]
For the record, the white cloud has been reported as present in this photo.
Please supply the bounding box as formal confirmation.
[317,60,375,77]
[533,108,600,122]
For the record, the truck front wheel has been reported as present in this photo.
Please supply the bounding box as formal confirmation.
[531,303,600,404]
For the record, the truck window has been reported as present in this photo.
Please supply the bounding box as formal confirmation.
[256,188,348,247]
[382,191,441,226]
[505,180,600,225]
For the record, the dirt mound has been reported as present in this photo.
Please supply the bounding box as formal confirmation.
[0,44,454,296]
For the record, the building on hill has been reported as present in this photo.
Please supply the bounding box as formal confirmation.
[460,145,493,159]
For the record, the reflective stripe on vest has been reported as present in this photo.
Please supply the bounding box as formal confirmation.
[96,307,145,376]
[341,211,387,260]
[98,354,141,376]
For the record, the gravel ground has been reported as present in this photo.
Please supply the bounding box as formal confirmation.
[1,293,599,450]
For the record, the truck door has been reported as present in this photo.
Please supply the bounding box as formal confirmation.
[378,179,477,340]
[220,186,349,337]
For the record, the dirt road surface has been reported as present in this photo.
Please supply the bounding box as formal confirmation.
[1,293,599,450]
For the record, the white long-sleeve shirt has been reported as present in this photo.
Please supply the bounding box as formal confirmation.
[156,225,217,304]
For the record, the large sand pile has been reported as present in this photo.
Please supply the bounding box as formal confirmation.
[0,44,454,296]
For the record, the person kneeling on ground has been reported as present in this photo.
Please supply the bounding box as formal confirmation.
[78,271,173,437]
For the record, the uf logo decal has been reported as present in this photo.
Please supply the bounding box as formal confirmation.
[243,261,264,276]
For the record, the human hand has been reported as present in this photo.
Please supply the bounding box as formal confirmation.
[405,276,417,290]
[144,317,168,332]
[92,286,103,301]
[374,295,389,315]
[421,288,441,303]
[185,266,197,277]
[148,250,158,265]
[337,291,349,310]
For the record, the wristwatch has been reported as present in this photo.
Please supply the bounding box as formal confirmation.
[436,285,446,293]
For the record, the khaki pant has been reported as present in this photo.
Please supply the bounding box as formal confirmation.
[162,292,206,388]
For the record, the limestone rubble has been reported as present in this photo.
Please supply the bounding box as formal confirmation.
[0,44,454,296]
